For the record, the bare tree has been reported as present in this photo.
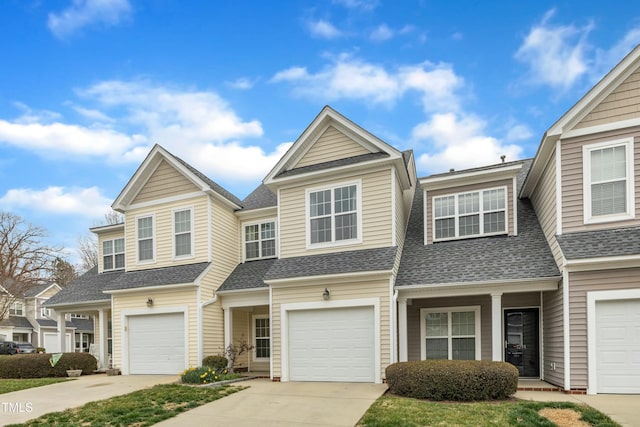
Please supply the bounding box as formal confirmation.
[0,211,59,320]
[103,210,123,226]
[52,257,78,287]
[76,209,123,273]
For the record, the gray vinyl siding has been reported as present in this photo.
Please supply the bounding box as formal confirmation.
[560,128,640,233]
[575,68,640,129]
[542,284,565,388]
[502,292,540,308]
[568,268,640,389]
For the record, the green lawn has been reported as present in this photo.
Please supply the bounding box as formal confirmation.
[358,395,621,427]
[0,378,70,394]
[6,383,244,427]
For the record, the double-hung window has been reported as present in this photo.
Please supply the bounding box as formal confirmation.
[137,215,154,262]
[254,316,270,359]
[103,238,125,271]
[9,302,23,316]
[308,182,360,246]
[174,208,193,258]
[245,221,276,260]
[584,138,635,223]
[421,307,480,360]
[433,187,506,240]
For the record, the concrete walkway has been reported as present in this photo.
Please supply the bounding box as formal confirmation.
[0,374,175,426]
[516,390,640,427]
[155,379,388,427]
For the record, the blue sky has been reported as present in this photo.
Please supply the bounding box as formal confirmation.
[1,0,640,264]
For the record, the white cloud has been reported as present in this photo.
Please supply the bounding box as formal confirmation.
[413,113,523,173]
[226,77,257,90]
[307,19,343,39]
[48,0,132,39]
[593,27,640,80]
[0,186,112,218]
[505,124,533,142]
[332,0,379,10]
[370,24,394,41]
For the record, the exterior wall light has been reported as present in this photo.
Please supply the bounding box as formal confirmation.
[146,298,153,307]
[322,288,330,300]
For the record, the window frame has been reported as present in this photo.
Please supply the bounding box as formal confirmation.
[102,237,125,271]
[583,138,635,224]
[305,180,363,249]
[432,186,508,242]
[243,219,277,261]
[136,214,156,264]
[172,207,195,260]
[40,306,52,318]
[252,314,270,361]
[419,306,481,361]
[9,302,24,316]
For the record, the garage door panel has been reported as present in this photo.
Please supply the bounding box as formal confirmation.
[128,313,184,375]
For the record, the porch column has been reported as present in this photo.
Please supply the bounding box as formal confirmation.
[223,308,233,352]
[491,293,503,361]
[56,311,66,353]
[398,297,408,362]
[98,308,109,369]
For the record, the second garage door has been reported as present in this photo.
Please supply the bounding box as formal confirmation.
[288,306,375,382]
[128,312,185,375]
[595,299,640,393]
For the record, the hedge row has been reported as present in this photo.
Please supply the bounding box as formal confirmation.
[0,353,97,379]
[202,355,228,370]
[386,360,518,401]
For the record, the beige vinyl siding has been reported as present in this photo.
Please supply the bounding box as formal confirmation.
[132,159,199,204]
[568,268,640,389]
[295,126,370,168]
[111,287,199,370]
[529,149,563,268]
[231,310,249,369]
[560,128,640,233]
[40,286,61,299]
[279,169,393,257]
[125,195,209,270]
[543,284,565,387]
[201,298,224,360]
[407,296,491,362]
[270,277,390,381]
[209,202,240,294]
[575,69,640,129]
[98,230,125,273]
[425,179,514,244]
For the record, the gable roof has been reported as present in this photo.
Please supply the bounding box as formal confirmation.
[112,144,242,211]
[557,227,640,260]
[45,267,115,306]
[217,258,276,292]
[22,283,61,298]
[0,316,34,329]
[239,184,277,211]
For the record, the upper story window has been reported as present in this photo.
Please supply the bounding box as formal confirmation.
[433,187,507,241]
[173,208,193,258]
[103,238,125,271]
[244,221,276,260]
[41,306,52,318]
[70,314,89,319]
[307,182,361,247]
[583,138,635,224]
[137,215,155,262]
[9,302,23,316]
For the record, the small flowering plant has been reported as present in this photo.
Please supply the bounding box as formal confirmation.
[180,366,242,384]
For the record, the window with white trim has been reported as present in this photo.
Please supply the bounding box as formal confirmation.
[9,302,23,316]
[137,215,154,262]
[174,208,193,258]
[103,238,125,271]
[254,315,270,359]
[244,221,276,260]
[308,183,359,245]
[433,187,506,240]
[41,306,51,318]
[583,138,635,223]
[420,307,480,360]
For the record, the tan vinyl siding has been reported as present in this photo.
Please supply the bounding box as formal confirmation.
[98,230,125,273]
[568,268,640,389]
[132,159,199,204]
[529,149,563,268]
[425,179,514,244]
[124,195,209,270]
[232,310,250,369]
[543,284,565,387]
[561,128,640,232]
[209,202,240,293]
[295,126,370,168]
[111,287,199,371]
[575,69,640,129]
[201,298,224,360]
[407,296,492,361]
[279,169,393,257]
[270,277,390,381]
[393,172,407,271]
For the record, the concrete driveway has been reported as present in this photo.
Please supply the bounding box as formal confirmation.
[0,374,175,426]
[155,379,388,427]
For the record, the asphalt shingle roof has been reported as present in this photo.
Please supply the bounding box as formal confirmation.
[240,184,277,211]
[557,227,640,259]
[103,262,210,291]
[265,246,397,281]
[70,318,94,332]
[276,152,389,178]
[0,316,33,329]
[36,319,74,328]
[217,259,276,292]
[397,160,559,287]
[23,284,53,297]
[45,267,116,306]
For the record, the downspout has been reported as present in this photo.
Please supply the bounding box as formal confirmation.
[200,293,219,366]
[392,288,399,364]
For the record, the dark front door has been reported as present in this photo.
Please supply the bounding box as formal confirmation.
[504,308,539,377]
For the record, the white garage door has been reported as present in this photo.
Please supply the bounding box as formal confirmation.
[288,306,374,382]
[43,333,72,353]
[128,313,185,375]
[596,299,640,393]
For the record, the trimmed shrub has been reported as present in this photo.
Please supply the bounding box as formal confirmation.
[386,360,518,401]
[180,366,241,384]
[0,353,98,379]
[202,355,228,370]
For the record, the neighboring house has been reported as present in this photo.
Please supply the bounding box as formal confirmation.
[46,44,640,394]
